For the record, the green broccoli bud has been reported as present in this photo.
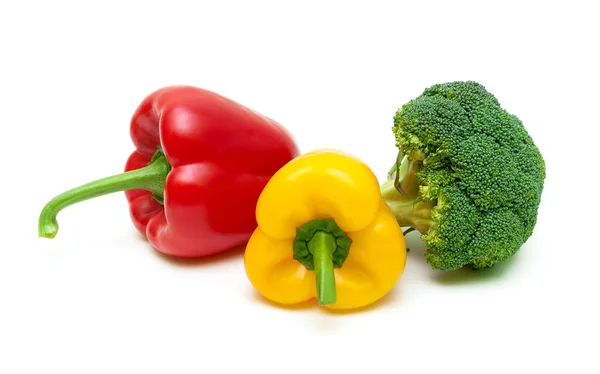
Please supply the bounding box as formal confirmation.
[381,81,546,271]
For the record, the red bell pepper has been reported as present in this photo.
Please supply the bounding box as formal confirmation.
[38,86,299,257]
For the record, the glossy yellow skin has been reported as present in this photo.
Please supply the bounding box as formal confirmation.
[244,149,407,310]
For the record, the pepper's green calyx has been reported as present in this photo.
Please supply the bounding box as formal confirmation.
[148,148,171,204]
[292,218,352,306]
[38,148,171,239]
[293,218,352,270]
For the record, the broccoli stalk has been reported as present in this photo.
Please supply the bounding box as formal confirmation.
[380,81,546,271]
[382,153,434,235]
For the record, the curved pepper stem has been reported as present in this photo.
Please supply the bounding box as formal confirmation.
[307,231,337,306]
[38,149,170,239]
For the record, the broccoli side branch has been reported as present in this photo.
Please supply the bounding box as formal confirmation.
[381,154,434,234]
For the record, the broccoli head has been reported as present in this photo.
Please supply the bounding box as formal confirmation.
[380,81,546,271]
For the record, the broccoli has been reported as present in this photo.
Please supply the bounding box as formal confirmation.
[380,81,546,271]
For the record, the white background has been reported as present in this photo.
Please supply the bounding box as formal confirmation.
[1,1,598,373]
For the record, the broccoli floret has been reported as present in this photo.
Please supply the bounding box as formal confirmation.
[381,81,546,271]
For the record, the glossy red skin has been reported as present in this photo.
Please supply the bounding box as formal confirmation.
[123,86,299,257]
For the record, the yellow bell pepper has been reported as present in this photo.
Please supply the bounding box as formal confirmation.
[244,149,407,310]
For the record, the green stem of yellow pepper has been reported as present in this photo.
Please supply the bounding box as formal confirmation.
[307,231,337,306]
[293,217,352,307]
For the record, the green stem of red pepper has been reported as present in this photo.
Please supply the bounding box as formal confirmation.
[38,150,170,239]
